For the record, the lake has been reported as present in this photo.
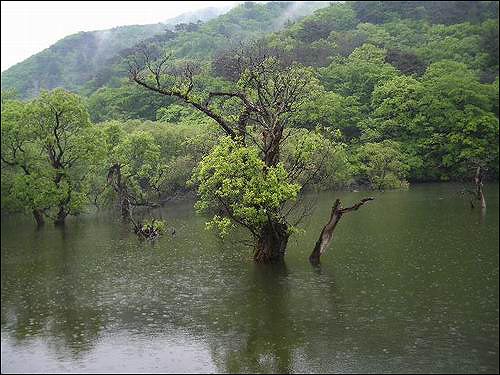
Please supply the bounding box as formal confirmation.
[1,183,498,373]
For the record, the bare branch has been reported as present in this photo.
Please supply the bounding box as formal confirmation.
[309,197,375,265]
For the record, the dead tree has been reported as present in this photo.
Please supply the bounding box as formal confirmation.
[474,165,486,209]
[309,197,374,265]
[463,165,487,209]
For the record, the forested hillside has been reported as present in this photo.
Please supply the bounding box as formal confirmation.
[1,2,327,99]
[0,5,236,98]
[1,1,499,229]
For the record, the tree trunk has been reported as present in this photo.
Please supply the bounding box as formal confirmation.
[107,164,132,221]
[120,190,131,221]
[54,206,67,226]
[262,126,283,168]
[309,199,343,265]
[254,220,289,263]
[475,166,486,209]
[252,125,289,263]
[309,197,374,265]
[32,209,45,227]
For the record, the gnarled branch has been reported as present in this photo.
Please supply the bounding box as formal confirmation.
[309,197,374,265]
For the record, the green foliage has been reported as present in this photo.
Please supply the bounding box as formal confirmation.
[352,1,498,25]
[355,141,410,190]
[141,218,167,235]
[369,75,424,140]
[1,89,19,104]
[291,90,363,140]
[156,104,207,123]
[351,19,498,80]
[319,44,399,108]
[93,118,221,209]
[281,128,354,190]
[116,131,167,200]
[87,81,175,122]
[480,19,499,69]
[415,61,499,178]
[366,61,499,180]
[1,89,105,221]
[291,2,357,43]
[191,137,301,238]
[414,22,490,73]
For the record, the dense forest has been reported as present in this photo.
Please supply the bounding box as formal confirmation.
[1,1,499,260]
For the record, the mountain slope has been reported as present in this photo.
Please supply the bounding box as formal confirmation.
[1,23,167,98]
[1,2,328,99]
[84,0,498,123]
[0,5,237,98]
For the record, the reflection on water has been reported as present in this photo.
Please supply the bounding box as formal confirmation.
[1,183,499,373]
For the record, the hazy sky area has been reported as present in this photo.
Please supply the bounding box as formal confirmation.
[0,1,245,72]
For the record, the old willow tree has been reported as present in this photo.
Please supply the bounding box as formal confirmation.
[1,89,103,226]
[129,42,368,262]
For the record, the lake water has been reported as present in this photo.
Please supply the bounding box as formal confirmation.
[1,183,498,373]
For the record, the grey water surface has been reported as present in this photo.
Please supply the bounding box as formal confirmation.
[1,183,498,373]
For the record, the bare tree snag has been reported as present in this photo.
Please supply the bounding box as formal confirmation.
[474,166,486,209]
[309,197,374,265]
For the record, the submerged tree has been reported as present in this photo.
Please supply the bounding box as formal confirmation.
[128,41,342,262]
[473,165,487,209]
[104,128,168,219]
[1,98,46,225]
[190,137,301,262]
[309,197,374,265]
[1,89,103,226]
[462,161,490,209]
